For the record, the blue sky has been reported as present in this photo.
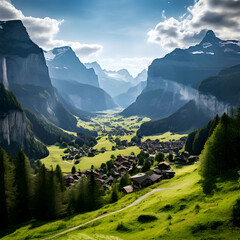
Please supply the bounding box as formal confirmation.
[5,0,240,75]
[9,0,193,75]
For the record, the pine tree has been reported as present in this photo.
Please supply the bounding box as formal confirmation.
[111,183,119,203]
[13,149,32,223]
[71,166,76,174]
[0,147,9,229]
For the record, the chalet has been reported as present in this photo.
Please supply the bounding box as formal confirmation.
[106,176,115,185]
[122,185,134,194]
[188,155,199,163]
[158,162,170,170]
[130,173,151,189]
[116,155,128,163]
[149,173,163,183]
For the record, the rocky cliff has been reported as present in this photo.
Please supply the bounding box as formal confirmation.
[0,20,78,131]
[45,47,99,87]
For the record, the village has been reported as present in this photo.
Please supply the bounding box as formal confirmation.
[64,136,199,193]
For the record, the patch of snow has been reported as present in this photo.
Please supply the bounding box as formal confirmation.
[224,48,235,53]
[44,51,55,61]
[202,43,212,48]
[206,52,214,55]
[191,50,204,54]
[63,66,68,69]
[55,67,60,69]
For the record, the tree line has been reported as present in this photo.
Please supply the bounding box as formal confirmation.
[0,147,104,231]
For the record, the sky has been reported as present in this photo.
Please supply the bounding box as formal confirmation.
[1,0,240,76]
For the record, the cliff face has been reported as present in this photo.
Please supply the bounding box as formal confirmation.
[0,20,52,89]
[0,20,78,131]
[45,47,99,88]
[0,111,27,148]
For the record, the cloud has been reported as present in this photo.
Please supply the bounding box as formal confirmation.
[0,0,103,56]
[148,0,240,50]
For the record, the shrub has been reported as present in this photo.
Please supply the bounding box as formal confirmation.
[116,222,129,231]
[161,204,174,211]
[138,214,158,223]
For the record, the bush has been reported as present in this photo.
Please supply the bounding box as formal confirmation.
[116,222,129,231]
[191,221,223,233]
[138,214,158,223]
[161,204,174,211]
[232,197,240,226]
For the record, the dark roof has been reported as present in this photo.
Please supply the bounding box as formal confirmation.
[149,173,162,182]
[130,173,149,184]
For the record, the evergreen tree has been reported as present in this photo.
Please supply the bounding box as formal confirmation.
[111,183,119,203]
[142,159,151,172]
[119,173,131,189]
[0,147,9,229]
[86,170,103,211]
[55,164,65,192]
[13,149,32,223]
[71,166,76,174]
[155,152,165,163]
[138,156,144,165]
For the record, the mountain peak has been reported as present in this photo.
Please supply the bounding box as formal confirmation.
[200,30,220,44]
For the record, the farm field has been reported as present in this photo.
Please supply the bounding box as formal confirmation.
[41,145,140,173]
[4,163,240,240]
[41,114,187,174]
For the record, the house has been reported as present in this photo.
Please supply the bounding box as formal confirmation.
[158,162,170,170]
[149,173,163,183]
[130,173,151,189]
[122,185,134,194]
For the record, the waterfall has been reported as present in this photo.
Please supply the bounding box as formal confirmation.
[2,57,9,90]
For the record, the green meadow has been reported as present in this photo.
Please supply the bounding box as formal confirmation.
[3,163,240,239]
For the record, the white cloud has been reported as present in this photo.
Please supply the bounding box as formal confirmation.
[0,0,103,56]
[148,0,240,50]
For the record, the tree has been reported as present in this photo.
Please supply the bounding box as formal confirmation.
[142,159,151,172]
[119,173,131,189]
[111,183,119,203]
[71,166,76,174]
[138,156,144,165]
[55,165,65,192]
[100,163,107,174]
[155,152,165,163]
[0,147,9,228]
[168,153,174,162]
[86,170,103,211]
[13,149,32,223]
[199,113,235,194]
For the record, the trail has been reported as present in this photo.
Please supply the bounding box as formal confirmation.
[41,188,172,240]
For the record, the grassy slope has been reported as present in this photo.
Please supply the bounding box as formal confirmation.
[3,164,240,240]
[41,146,140,173]
[142,131,187,142]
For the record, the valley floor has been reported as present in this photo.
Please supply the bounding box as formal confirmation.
[41,114,187,174]
[2,164,240,240]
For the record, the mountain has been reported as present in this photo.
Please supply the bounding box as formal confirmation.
[51,78,117,112]
[122,30,240,119]
[85,62,135,97]
[0,83,48,159]
[45,47,99,87]
[199,63,240,106]
[138,100,212,135]
[134,69,148,83]
[114,81,147,108]
[0,20,79,131]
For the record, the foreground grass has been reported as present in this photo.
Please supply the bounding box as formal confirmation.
[41,146,140,173]
[2,164,240,240]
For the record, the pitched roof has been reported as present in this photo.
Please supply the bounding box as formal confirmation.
[123,185,134,193]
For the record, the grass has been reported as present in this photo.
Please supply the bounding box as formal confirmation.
[94,136,115,151]
[142,131,187,142]
[41,146,140,173]
[3,164,240,240]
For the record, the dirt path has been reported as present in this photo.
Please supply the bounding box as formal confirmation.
[41,188,171,240]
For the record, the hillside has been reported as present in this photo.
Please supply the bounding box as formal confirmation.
[137,100,212,135]
[52,78,117,112]
[199,63,240,106]
[122,30,240,119]
[2,163,240,239]
[0,84,48,159]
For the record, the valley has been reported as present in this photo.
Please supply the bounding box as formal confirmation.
[41,114,186,174]
[1,1,240,239]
